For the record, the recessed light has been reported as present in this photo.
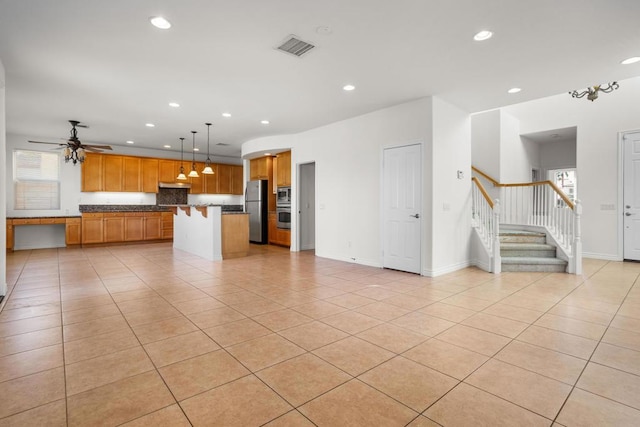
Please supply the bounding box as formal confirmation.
[222,112,232,118]
[193,148,200,152]
[621,56,640,65]
[145,123,155,128]
[261,120,270,125]
[163,145,171,148]
[264,153,272,156]
[474,30,493,41]
[507,87,521,94]
[150,16,171,30]
[126,140,134,144]
[169,102,180,108]
[316,26,333,35]
[343,84,356,91]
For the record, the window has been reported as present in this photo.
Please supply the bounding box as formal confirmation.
[549,168,577,205]
[14,150,61,210]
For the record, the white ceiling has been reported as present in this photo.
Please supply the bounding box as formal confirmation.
[1,0,639,157]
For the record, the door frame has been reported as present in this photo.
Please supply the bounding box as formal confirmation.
[619,129,640,260]
[380,140,425,275]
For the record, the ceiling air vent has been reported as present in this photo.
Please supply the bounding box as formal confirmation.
[216,142,230,146]
[276,35,315,57]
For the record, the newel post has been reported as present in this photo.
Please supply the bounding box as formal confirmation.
[572,199,582,275]
[492,199,501,274]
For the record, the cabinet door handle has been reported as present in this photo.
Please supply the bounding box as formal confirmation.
[410,214,420,219]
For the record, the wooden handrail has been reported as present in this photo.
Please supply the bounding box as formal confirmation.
[471,177,494,209]
[471,166,500,187]
[472,166,574,210]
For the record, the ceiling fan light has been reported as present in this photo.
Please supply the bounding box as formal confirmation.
[150,16,171,30]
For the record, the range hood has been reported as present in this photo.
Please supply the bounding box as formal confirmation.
[159,182,191,189]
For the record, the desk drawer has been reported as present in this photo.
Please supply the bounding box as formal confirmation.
[40,218,66,224]
[12,218,41,225]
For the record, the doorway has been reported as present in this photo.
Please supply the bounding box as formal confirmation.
[382,144,422,274]
[623,131,640,261]
[299,162,316,251]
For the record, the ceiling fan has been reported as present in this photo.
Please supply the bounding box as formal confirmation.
[28,120,113,165]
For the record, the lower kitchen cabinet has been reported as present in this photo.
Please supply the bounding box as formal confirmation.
[124,213,145,241]
[65,218,82,246]
[144,213,162,240]
[268,212,290,247]
[104,213,125,242]
[82,213,104,244]
[161,212,174,239]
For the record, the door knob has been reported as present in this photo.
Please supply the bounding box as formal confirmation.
[410,214,420,219]
[626,212,633,216]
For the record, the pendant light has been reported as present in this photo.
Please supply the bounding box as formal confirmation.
[202,122,214,174]
[188,131,199,178]
[176,137,187,180]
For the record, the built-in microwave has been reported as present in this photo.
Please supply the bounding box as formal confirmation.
[276,206,291,229]
[276,186,291,206]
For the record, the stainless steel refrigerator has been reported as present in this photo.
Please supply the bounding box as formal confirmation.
[245,180,269,244]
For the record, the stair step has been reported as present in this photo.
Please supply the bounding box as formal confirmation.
[500,230,546,244]
[500,243,556,258]
[501,256,567,273]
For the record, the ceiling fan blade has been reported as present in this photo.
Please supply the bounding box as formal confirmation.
[83,144,112,150]
[28,140,67,146]
[83,147,104,153]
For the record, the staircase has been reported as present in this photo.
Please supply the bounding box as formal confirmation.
[500,230,568,272]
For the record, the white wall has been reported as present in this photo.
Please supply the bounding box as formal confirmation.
[500,76,640,259]
[430,97,472,275]
[471,110,501,179]
[539,139,576,177]
[243,97,472,276]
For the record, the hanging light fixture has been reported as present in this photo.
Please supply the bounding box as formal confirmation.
[569,82,619,102]
[176,137,187,180]
[202,123,214,174]
[188,131,199,178]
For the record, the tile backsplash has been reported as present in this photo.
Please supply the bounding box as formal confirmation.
[156,188,188,205]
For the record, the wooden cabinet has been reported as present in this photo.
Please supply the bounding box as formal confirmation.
[82,213,104,244]
[268,212,291,247]
[124,213,144,241]
[123,157,141,192]
[6,221,13,252]
[141,158,159,192]
[217,164,233,194]
[161,212,174,239]
[159,160,180,183]
[103,155,124,192]
[221,214,250,258]
[143,212,162,240]
[250,157,270,180]
[104,213,125,242]
[203,166,218,194]
[188,162,205,194]
[65,218,81,245]
[232,165,244,195]
[276,151,292,187]
[82,153,104,191]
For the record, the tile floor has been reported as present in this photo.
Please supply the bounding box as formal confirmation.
[1,243,640,426]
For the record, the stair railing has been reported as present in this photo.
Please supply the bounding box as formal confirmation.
[471,166,582,274]
[471,177,501,273]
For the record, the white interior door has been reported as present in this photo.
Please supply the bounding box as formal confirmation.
[299,162,316,251]
[624,131,640,260]
[383,144,422,274]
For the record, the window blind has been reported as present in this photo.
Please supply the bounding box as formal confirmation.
[14,150,61,210]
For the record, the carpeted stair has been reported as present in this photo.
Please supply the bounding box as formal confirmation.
[500,230,567,272]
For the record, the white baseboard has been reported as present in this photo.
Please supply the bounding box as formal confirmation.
[423,260,471,277]
[582,252,622,261]
[470,258,492,273]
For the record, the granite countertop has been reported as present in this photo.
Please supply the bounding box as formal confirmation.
[79,204,172,212]
[7,215,82,219]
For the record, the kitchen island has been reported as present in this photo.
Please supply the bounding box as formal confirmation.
[172,205,249,261]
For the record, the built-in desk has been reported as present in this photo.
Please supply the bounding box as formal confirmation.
[6,217,82,251]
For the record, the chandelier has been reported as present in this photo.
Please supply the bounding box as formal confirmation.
[569,82,619,102]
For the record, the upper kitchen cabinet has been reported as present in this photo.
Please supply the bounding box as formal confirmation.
[159,159,180,183]
[250,157,271,180]
[103,155,124,192]
[216,164,233,194]
[276,151,291,187]
[141,158,159,192]
[232,165,243,195]
[123,157,141,192]
[188,162,205,194]
[82,153,104,191]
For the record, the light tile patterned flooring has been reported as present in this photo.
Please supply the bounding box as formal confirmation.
[1,243,640,426]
